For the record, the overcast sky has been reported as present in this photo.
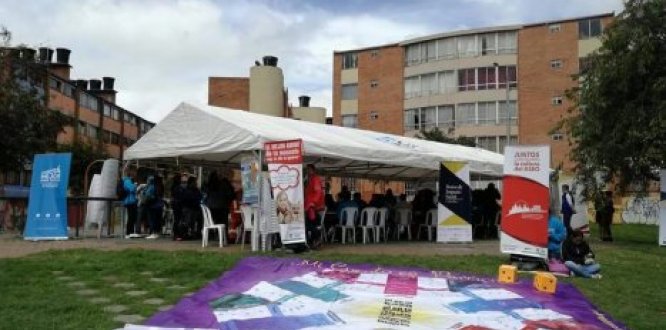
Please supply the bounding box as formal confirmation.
[1,0,623,123]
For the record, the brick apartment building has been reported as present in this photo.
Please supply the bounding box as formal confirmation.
[1,47,154,186]
[332,13,613,193]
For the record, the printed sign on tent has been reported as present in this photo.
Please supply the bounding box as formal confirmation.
[659,170,666,246]
[24,153,72,241]
[500,145,550,259]
[241,155,261,205]
[265,139,305,245]
[437,161,473,243]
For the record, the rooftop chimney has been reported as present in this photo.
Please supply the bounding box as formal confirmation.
[89,79,102,90]
[38,47,53,63]
[76,79,88,90]
[21,48,36,61]
[55,48,71,65]
[298,95,310,107]
[262,55,278,67]
[102,77,115,90]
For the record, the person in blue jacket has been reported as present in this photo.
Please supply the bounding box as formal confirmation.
[548,206,567,260]
[122,169,138,238]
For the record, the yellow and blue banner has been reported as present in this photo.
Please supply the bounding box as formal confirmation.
[437,161,473,243]
[23,153,72,241]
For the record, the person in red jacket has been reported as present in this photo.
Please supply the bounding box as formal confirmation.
[304,164,325,247]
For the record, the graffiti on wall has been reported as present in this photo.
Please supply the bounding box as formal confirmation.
[621,197,660,225]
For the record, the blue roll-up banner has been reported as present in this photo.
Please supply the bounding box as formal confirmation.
[23,153,72,241]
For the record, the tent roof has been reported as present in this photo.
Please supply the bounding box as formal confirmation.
[124,103,504,181]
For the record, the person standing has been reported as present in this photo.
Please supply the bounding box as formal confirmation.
[205,171,235,241]
[304,164,325,248]
[561,184,575,236]
[122,169,138,238]
[484,183,501,238]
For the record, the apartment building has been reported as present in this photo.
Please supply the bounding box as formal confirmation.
[2,47,154,186]
[333,13,613,179]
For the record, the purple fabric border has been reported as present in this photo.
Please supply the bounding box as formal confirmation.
[145,256,626,329]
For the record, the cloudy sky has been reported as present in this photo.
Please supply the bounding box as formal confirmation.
[1,0,623,122]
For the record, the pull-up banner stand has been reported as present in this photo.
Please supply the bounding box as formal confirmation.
[437,161,473,243]
[500,145,550,259]
[265,139,306,245]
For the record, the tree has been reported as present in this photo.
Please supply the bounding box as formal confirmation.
[559,0,666,197]
[0,26,70,173]
[416,126,477,148]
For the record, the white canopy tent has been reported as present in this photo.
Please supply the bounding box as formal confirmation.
[124,103,504,181]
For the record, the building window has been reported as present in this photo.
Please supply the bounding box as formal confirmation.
[79,93,99,112]
[423,41,436,62]
[111,107,120,120]
[497,65,517,88]
[498,31,517,54]
[457,35,477,58]
[458,68,476,91]
[404,109,419,131]
[78,121,87,135]
[341,84,358,100]
[342,53,358,69]
[103,104,112,117]
[437,38,456,60]
[62,84,74,98]
[87,125,99,139]
[480,33,497,55]
[421,107,436,130]
[421,73,437,96]
[438,70,456,94]
[477,66,497,90]
[406,44,422,66]
[550,59,563,69]
[371,49,379,57]
[370,80,379,88]
[498,136,518,154]
[549,24,561,33]
[477,102,497,125]
[579,18,602,39]
[341,114,357,128]
[455,103,476,126]
[477,136,497,152]
[110,133,120,145]
[552,132,564,141]
[404,76,420,99]
[437,105,454,129]
[551,96,563,106]
[499,101,517,125]
[369,111,379,120]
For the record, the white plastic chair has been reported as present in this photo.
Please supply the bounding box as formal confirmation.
[359,207,378,244]
[318,207,327,243]
[418,209,438,241]
[375,207,389,243]
[200,204,225,248]
[339,207,358,244]
[239,205,256,250]
[395,208,412,240]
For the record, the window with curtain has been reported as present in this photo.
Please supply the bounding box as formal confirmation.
[498,136,518,154]
[437,105,454,129]
[457,35,477,58]
[404,109,420,131]
[406,44,421,65]
[423,41,436,62]
[422,107,436,130]
[498,31,517,54]
[421,73,437,96]
[404,76,420,99]
[477,67,497,90]
[498,65,517,88]
[477,102,497,125]
[341,84,358,100]
[342,115,358,128]
[438,70,456,94]
[480,33,497,55]
[578,19,602,39]
[458,68,476,91]
[437,38,456,60]
[499,101,517,124]
[342,53,358,69]
[455,103,476,126]
[477,136,498,152]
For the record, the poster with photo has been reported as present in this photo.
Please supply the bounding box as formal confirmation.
[265,140,305,244]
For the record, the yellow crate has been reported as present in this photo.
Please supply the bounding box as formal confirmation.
[498,265,517,284]
[533,271,557,294]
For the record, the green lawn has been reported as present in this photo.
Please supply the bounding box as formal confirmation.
[0,224,663,329]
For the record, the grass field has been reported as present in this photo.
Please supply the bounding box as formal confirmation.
[0,224,663,329]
